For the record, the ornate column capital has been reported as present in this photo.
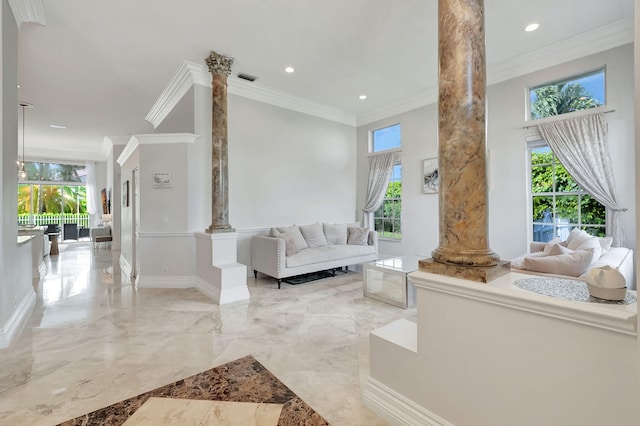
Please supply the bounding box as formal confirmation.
[205,51,233,76]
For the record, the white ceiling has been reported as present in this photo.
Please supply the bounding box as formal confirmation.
[13,0,634,162]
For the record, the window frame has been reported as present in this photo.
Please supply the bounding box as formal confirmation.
[525,67,606,122]
[369,123,402,241]
[370,123,402,154]
[526,140,607,243]
[373,161,402,241]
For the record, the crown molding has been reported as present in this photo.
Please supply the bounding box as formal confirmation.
[117,133,199,166]
[356,85,439,126]
[356,17,632,127]
[8,0,46,28]
[146,60,356,129]
[487,18,633,87]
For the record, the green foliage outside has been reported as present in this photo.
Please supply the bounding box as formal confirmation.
[531,150,605,238]
[18,183,87,215]
[375,181,402,239]
[530,82,600,120]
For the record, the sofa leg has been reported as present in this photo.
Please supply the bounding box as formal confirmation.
[254,270,258,279]
[277,279,281,289]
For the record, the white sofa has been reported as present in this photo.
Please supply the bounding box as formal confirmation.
[251,222,378,288]
[511,229,635,289]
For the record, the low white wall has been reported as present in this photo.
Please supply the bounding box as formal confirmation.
[366,271,640,426]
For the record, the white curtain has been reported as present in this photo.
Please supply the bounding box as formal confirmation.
[538,113,626,246]
[362,152,396,229]
[85,161,102,228]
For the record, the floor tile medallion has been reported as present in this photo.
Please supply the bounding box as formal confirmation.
[58,355,329,426]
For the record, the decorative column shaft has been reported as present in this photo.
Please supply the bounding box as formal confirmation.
[205,51,234,233]
[419,0,509,282]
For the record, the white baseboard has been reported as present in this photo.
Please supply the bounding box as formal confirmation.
[363,377,453,426]
[194,277,250,305]
[0,290,36,349]
[137,275,194,289]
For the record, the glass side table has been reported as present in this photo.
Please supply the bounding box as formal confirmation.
[363,255,421,309]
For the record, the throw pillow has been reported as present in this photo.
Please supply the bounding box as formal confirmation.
[546,243,573,256]
[523,249,593,277]
[567,231,602,263]
[276,225,308,254]
[567,228,594,251]
[598,236,613,252]
[347,227,369,245]
[323,223,348,245]
[299,222,328,248]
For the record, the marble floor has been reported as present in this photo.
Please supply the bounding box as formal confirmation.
[0,243,416,425]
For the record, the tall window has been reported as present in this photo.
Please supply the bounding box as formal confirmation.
[529,69,605,120]
[371,124,402,240]
[17,162,90,228]
[530,144,606,242]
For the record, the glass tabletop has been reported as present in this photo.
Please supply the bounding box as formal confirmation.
[370,255,424,273]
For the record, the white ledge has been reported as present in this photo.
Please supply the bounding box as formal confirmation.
[409,271,638,336]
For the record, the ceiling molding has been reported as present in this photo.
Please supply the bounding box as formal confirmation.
[356,17,632,127]
[25,146,102,163]
[356,86,439,126]
[117,133,199,166]
[132,133,199,145]
[8,0,46,28]
[146,60,356,129]
[487,17,633,87]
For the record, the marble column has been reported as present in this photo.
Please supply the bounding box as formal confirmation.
[419,0,509,282]
[205,51,234,233]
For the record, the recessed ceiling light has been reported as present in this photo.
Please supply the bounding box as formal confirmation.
[284,66,295,73]
[525,23,539,32]
[359,95,367,100]
[17,84,20,88]
[49,124,66,129]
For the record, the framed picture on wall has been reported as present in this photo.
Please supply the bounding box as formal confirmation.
[423,157,439,194]
[123,180,129,207]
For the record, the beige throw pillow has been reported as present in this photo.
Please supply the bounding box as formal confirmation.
[347,227,369,245]
[299,223,328,248]
[275,225,308,256]
[523,249,593,277]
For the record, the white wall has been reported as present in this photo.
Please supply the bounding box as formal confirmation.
[357,44,635,261]
[0,0,34,347]
[229,94,357,229]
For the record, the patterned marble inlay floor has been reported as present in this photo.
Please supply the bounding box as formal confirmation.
[0,243,416,425]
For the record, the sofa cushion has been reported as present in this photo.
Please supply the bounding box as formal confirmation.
[323,223,348,245]
[300,223,328,248]
[272,225,308,256]
[523,249,593,277]
[347,227,369,245]
[286,244,376,268]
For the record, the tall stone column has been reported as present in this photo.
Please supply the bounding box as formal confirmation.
[205,51,234,233]
[419,0,509,282]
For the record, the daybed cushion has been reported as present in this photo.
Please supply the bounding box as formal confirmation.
[522,249,594,277]
[300,223,328,248]
[286,244,376,268]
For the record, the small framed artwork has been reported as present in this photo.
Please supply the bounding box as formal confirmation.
[152,172,172,188]
[423,157,439,194]
[123,180,129,207]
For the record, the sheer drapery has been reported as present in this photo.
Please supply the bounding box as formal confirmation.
[538,113,626,246]
[362,152,396,229]
[85,162,102,228]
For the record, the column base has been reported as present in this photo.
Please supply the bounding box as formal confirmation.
[206,224,235,233]
[418,258,511,283]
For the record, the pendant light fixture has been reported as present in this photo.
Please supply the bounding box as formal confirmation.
[18,102,33,180]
